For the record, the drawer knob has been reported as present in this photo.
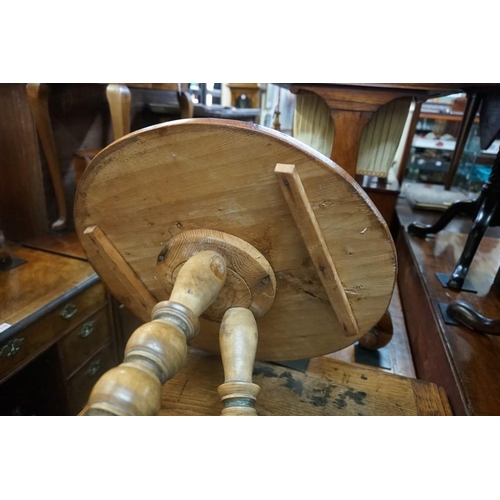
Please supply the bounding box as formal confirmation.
[0,338,25,358]
[78,321,95,339]
[60,303,78,320]
[85,359,101,377]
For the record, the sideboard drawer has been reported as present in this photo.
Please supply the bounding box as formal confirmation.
[52,282,106,335]
[0,282,106,384]
[58,307,111,378]
[0,315,56,383]
[65,343,118,415]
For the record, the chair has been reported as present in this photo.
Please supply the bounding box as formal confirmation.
[26,83,194,230]
[74,118,397,416]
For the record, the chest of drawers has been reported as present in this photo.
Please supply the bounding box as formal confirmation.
[0,245,120,415]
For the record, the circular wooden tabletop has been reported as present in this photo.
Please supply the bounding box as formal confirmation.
[75,119,396,360]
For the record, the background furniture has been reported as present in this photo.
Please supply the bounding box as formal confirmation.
[288,84,468,230]
[398,86,500,192]
[408,149,500,290]
[26,83,193,231]
[227,83,265,109]
[0,245,119,415]
[396,197,500,415]
[407,90,500,290]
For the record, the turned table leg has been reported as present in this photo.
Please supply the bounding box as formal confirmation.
[83,250,227,416]
[218,308,260,416]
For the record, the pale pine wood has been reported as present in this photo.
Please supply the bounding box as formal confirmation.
[159,348,452,416]
[83,251,228,416]
[106,84,131,140]
[86,321,185,416]
[82,225,157,320]
[168,250,227,316]
[26,83,68,230]
[275,163,358,337]
[75,119,397,360]
[218,308,260,416]
[156,229,276,321]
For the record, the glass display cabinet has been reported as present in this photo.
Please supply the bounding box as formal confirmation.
[401,94,500,210]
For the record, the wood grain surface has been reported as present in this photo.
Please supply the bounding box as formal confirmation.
[275,163,358,336]
[75,119,397,360]
[159,348,452,416]
[156,229,276,321]
[1,245,97,328]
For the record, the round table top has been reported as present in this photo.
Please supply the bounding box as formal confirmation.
[75,119,396,360]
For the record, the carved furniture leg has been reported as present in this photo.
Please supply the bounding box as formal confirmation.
[106,84,132,141]
[447,193,500,289]
[409,149,500,290]
[447,301,500,335]
[218,308,260,416]
[408,199,479,237]
[83,250,227,416]
[358,310,394,350]
[26,83,68,231]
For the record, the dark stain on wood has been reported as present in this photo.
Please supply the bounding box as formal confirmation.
[253,364,279,378]
[334,388,367,409]
[309,385,333,407]
[278,371,303,396]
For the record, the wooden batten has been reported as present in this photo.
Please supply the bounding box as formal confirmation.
[275,163,358,337]
[83,225,157,320]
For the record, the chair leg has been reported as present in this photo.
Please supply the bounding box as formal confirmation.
[218,308,260,416]
[447,194,500,289]
[408,199,479,237]
[447,300,500,335]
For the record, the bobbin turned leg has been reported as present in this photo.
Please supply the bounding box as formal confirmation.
[83,250,227,416]
[218,308,260,416]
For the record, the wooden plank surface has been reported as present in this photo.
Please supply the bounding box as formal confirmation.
[75,119,397,361]
[159,348,452,416]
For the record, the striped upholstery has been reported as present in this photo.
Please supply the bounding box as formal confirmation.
[293,93,411,178]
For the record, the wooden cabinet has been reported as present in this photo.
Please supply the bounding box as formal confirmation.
[0,246,120,415]
[64,342,118,415]
[58,307,111,377]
